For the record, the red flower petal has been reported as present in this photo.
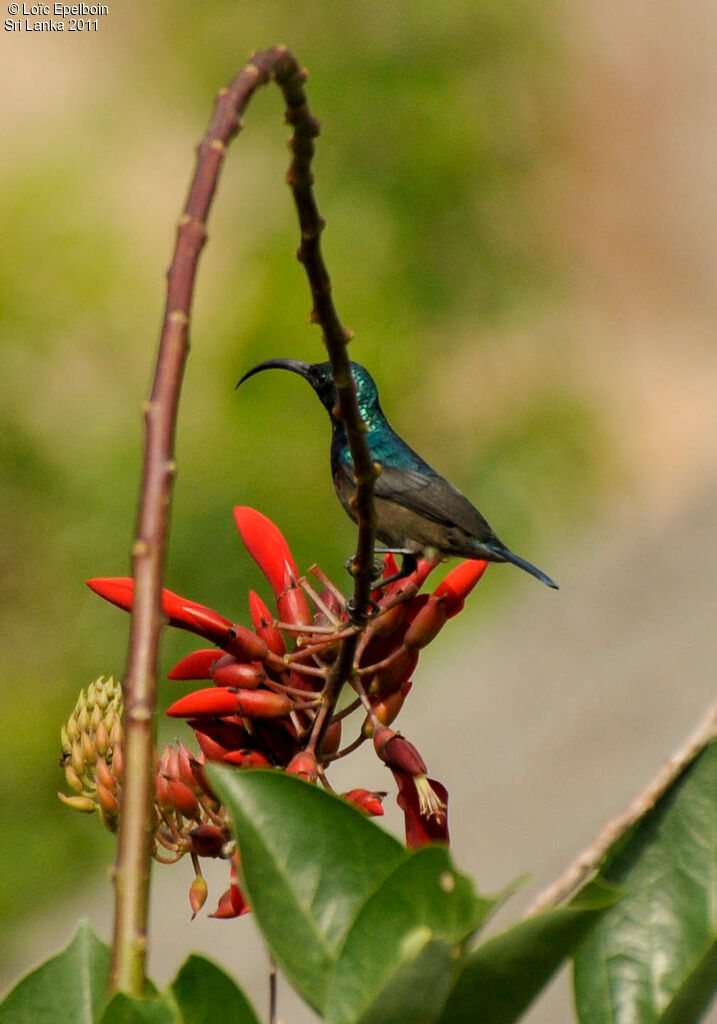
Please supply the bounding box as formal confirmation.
[222,749,271,767]
[392,770,450,848]
[403,596,449,650]
[233,507,298,597]
[211,657,266,689]
[187,718,252,750]
[209,886,250,918]
[276,565,312,627]
[433,559,488,617]
[166,688,241,718]
[168,649,221,680]
[249,590,286,655]
[87,577,236,646]
[343,788,386,817]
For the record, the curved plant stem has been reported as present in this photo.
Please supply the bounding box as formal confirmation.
[528,700,717,914]
[111,45,376,995]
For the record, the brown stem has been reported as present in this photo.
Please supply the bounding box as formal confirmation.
[110,45,339,996]
[527,700,717,914]
[275,58,378,748]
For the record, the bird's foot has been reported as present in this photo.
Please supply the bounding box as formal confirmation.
[345,595,380,625]
[344,554,394,582]
[372,552,419,590]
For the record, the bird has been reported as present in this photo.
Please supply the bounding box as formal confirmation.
[237,359,558,589]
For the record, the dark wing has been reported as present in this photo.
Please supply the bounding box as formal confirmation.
[373,464,496,542]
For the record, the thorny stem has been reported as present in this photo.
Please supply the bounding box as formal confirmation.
[112,45,376,996]
[280,55,378,747]
[527,699,717,914]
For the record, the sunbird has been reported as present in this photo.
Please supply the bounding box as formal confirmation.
[238,359,558,589]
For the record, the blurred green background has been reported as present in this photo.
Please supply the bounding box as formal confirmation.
[5,0,716,1000]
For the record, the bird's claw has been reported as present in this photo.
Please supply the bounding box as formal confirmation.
[345,596,380,624]
[344,555,388,582]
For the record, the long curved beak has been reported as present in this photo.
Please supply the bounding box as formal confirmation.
[236,358,312,389]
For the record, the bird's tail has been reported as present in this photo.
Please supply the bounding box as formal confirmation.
[490,545,559,589]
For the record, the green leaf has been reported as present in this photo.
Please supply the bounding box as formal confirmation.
[209,767,406,1011]
[170,955,261,1024]
[0,920,110,1024]
[351,938,459,1024]
[99,993,177,1024]
[437,879,618,1024]
[325,844,494,1024]
[574,741,717,1024]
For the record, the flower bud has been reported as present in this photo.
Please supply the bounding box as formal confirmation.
[433,559,487,616]
[58,793,97,813]
[188,717,251,749]
[81,730,97,766]
[211,657,266,689]
[234,506,299,597]
[319,719,342,757]
[248,590,285,656]
[235,689,292,719]
[403,596,448,650]
[165,778,201,821]
[194,731,230,761]
[168,649,220,680]
[367,601,406,638]
[343,789,386,816]
[94,719,110,758]
[277,566,312,627]
[226,624,269,662]
[71,739,86,778]
[286,750,318,781]
[222,749,272,767]
[64,763,84,794]
[210,888,239,918]
[111,741,123,779]
[189,824,228,858]
[95,756,116,793]
[189,874,208,919]
[373,727,427,776]
[367,650,418,697]
[362,680,412,737]
[166,687,245,718]
[97,781,120,829]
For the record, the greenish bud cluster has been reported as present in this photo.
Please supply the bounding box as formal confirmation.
[58,675,123,829]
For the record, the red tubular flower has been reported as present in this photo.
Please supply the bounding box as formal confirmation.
[343,789,386,816]
[248,590,286,656]
[433,559,488,617]
[189,875,208,919]
[210,657,266,689]
[167,687,292,720]
[225,625,269,662]
[166,688,245,718]
[187,719,252,752]
[287,750,318,781]
[392,770,450,847]
[189,824,228,858]
[403,595,449,650]
[223,749,272,767]
[233,506,299,597]
[210,884,249,919]
[373,727,427,776]
[363,680,412,736]
[367,650,419,698]
[276,565,312,627]
[164,778,201,820]
[168,649,221,680]
[87,577,237,648]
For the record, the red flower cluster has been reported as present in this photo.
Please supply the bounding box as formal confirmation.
[87,507,487,916]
